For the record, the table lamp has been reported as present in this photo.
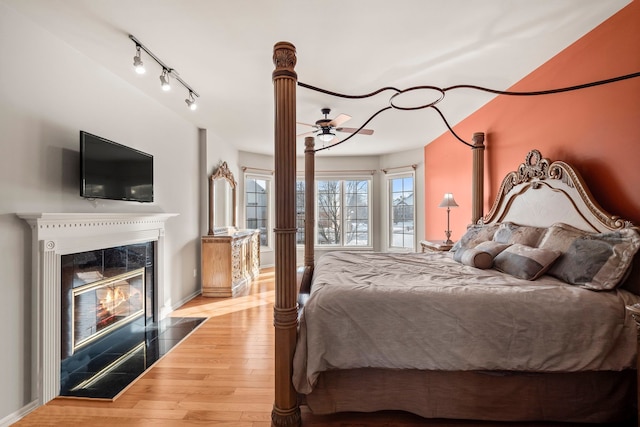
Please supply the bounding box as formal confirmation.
[438,193,458,244]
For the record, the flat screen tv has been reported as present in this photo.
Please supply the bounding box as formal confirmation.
[80,131,154,202]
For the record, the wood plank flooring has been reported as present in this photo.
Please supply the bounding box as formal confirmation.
[13,268,632,426]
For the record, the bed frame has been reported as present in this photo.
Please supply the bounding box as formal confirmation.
[270,41,639,426]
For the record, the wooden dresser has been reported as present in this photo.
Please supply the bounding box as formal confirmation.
[201,229,260,297]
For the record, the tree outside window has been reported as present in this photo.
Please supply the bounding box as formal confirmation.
[316,179,370,246]
[344,180,369,246]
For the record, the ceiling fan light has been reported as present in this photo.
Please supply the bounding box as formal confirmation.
[317,131,335,142]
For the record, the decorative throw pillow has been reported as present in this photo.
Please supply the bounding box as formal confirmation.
[452,223,500,252]
[474,241,512,258]
[539,223,640,290]
[453,241,511,269]
[453,247,493,269]
[492,222,546,247]
[493,244,561,280]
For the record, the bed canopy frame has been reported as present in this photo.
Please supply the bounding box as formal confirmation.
[270,41,640,426]
[270,40,487,427]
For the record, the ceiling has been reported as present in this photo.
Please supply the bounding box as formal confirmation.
[4,0,629,156]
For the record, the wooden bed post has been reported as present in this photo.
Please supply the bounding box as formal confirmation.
[471,132,485,224]
[271,41,301,427]
[304,136,315,270]
[626,304,640,424]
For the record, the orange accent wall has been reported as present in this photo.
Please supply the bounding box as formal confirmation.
[424,0,640,241]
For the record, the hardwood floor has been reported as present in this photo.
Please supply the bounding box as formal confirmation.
[13,268,633,426]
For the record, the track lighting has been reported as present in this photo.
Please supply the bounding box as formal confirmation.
[185,92,197,110]
[159,69,171,91]
[129,34,200,111]
[133,45,145,74]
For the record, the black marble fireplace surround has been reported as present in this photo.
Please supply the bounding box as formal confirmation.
[59,315,204,399]
[59,243,204,399]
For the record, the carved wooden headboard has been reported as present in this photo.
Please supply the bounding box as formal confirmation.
[480,150,633,233]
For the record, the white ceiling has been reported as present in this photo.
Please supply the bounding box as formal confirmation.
[4,0,629,156]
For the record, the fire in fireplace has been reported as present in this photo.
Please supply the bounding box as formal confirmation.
[72,268,145,352]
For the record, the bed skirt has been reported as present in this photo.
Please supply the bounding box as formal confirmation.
[301,368,636,423]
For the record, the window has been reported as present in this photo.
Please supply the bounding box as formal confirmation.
[316,178,371,247]
[245,175,270,247]
[296,180,305,245]
[389,173,415,249]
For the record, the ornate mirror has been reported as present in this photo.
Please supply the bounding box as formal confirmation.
[208,161,237,235]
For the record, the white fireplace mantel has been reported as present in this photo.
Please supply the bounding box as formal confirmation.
[17,212,177,406]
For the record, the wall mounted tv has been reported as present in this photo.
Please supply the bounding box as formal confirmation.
[80,131,154,203]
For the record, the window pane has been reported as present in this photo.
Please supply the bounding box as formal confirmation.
[317,180,341,245]
[313,179,371,247]
[344,180,369,246]
[390,175,414,249]
[296,180,305,245]
[245,177,269,247]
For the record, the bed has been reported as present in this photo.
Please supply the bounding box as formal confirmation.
[269,42,640,426]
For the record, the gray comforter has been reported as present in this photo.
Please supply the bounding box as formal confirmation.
[292,251,640,394]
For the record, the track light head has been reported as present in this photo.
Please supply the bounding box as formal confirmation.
[185,92,198,110]
[133,45,145,74]
[159,69,171,91]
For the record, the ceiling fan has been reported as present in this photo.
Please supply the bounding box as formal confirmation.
[297,108,374,143]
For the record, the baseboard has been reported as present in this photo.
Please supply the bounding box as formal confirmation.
[0,399,38,427]
[171,288,202,312]
[158,288,202,320]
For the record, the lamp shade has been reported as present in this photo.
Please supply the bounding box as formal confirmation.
[438,193,458,208]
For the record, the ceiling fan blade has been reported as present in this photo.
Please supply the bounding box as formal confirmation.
[297,121,317,128]
[297,131,315,138]
[329,113,351,127]
[335,127,374,135]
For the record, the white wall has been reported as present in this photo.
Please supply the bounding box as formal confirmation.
[0,4,212,422]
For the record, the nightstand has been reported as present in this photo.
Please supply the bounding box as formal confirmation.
[420,240,454,252]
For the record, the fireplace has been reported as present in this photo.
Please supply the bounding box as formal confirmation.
[60,243,155,361]
[18,212,177,405]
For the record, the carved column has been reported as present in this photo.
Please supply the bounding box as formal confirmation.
[271,41,301,427]
[471,132,485,224]
[626,303,640,424]
[304,137,315,270]
[40,239,61,404]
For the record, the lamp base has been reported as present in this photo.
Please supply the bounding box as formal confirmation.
[443,229,453,245]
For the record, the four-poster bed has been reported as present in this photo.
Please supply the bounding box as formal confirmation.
[271,42,640,426]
